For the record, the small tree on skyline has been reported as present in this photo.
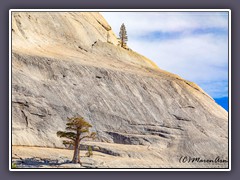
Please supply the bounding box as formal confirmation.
[119,23,128,48]
[57,116,96,164]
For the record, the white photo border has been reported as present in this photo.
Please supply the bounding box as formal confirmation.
[9,9,231,171]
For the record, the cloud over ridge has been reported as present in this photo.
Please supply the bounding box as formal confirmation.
[101,11,229,98]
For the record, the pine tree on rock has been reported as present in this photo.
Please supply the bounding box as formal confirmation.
[119,23,128,48]
[57,116,96,164]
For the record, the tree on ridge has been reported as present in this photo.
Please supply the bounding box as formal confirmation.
[119,23,128,48]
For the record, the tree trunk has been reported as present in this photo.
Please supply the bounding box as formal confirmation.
[78,141,81,165]
[72,132,80,164]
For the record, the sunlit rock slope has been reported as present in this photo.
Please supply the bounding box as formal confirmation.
[11,12,228,168]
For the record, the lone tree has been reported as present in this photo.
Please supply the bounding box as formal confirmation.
[119,23,128,48]
[57,117,96,164]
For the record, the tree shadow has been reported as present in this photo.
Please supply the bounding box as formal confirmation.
[17,157,72,167]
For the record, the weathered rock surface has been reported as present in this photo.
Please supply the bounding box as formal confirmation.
[11,12,228,168]
[12,144,228,168]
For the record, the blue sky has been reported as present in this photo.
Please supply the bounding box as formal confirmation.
[101,12,229,111]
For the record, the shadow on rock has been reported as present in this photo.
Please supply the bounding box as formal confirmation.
[17,157,72,167]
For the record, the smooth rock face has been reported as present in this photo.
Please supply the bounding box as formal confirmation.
[11,12,228,168]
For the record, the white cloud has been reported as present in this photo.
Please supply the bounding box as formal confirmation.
[101,12,228,37]
[101,12,229,98]
[129,34,228,81]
